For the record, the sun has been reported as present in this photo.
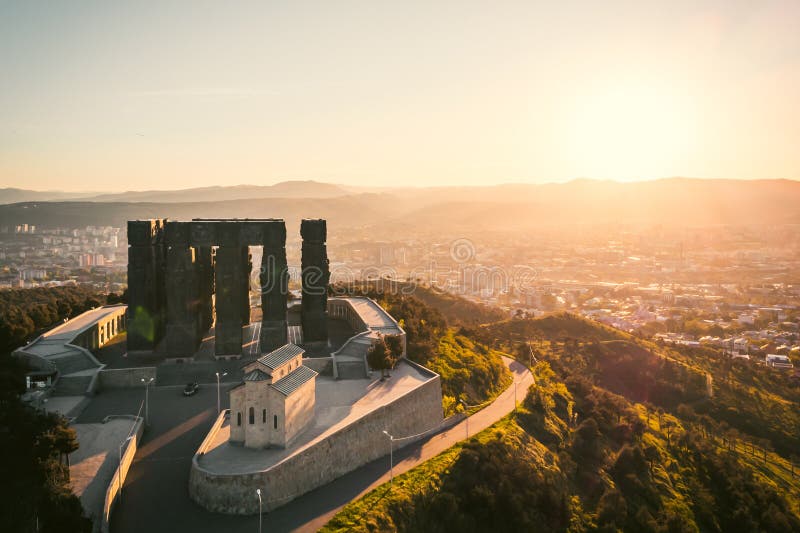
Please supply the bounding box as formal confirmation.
[562,81,698,180]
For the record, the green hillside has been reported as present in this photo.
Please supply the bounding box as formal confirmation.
[325,311,800,532]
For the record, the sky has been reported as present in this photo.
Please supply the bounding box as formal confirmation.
[1,0,799,192]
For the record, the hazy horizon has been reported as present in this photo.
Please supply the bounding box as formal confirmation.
[2,1,799,191]
[4,175,800,196]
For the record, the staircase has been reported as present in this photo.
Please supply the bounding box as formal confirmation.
[52,374,93,396]
[332,331,378,379]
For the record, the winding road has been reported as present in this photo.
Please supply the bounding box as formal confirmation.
[103,356,533,533]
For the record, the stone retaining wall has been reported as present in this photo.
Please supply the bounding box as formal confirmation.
[101,417,143,533]
[189,368,443,514]
[302,356,333,376]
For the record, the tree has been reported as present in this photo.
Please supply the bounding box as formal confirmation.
[597,488,627,529]
[571,417,603,468]
[367,336,395,381]
[0,355,90,532]
[384,334,404,362]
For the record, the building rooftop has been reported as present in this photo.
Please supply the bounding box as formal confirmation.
[333,297,404,336]
[41,305,126,342]
[256,343,305,370]
[14,305,126,378]
[243,369,271,382]
[22,305,127,359]
[271,365,318,396]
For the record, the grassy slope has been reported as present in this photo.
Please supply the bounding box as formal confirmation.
[324,313,800,532]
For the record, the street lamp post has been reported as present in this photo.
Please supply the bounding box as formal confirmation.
[460,399,469,438]
[382,430,394,484]
[141,377,154,425]
[514,380,518,411]
[118,435,133,500]
[255,488,262,533]
[528,342,537,366]
[215,372,228,414]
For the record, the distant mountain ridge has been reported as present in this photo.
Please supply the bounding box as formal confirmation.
[0,188,97,204]
[78,180,351,203]
[1,178,798,230]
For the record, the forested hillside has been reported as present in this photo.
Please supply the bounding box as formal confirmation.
[0,285,123,354]
[0,286,98,531]
[325,311,800,532]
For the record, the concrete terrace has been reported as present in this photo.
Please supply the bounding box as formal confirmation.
[15,305,126,395]
[19,306,124,363]
[197,359,432,475]
[335,296,404,336]
[329,297,406,377]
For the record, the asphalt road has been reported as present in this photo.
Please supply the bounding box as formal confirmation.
[97,357,532,533]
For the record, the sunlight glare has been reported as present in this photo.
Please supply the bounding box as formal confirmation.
[563,81,698,180]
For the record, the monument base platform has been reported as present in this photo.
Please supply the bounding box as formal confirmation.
[189,359,443,514]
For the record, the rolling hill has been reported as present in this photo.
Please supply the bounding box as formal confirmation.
[1,178,799,230]
[78,180,351,203]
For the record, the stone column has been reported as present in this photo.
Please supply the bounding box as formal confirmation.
[300,219,330,343]
[190,221,216,336]
[164,222,201,355]
[241,246,252,325]
[153,219,167,342]
[127,219,166,351]
[260,221,288,352]
[215,223,244,355]
[196,246,214,334]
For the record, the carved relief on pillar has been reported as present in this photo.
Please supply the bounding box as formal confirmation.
[240,223,262,246]
[300,219,330,343]
[190,222,215,248]
[127,218,313,356]
[196,246,214,333]
[152,219,168,342]
[215,223,244,355]
[260,221,288,352]
[164,222,201,355]
[127,219,167,351]
[241,246,252,324]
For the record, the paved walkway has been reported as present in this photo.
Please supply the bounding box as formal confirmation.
[108,356,533,533]
[70,418,141,524]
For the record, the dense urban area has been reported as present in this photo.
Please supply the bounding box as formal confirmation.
[4,222,798,372]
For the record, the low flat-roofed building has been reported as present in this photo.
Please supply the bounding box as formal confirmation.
[328,296,407,378]
[14,305,127,392]
[765,354,794,370]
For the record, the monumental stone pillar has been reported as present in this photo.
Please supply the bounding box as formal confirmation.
[241,246,252,324]
[190,221,216,335]
[153,219,167,342]
[127,219,166,351]
[260,221,288,352]
[300,219,330,343]
[196,246,214,333]
[215,223,244,355]
[164,222,201,355]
